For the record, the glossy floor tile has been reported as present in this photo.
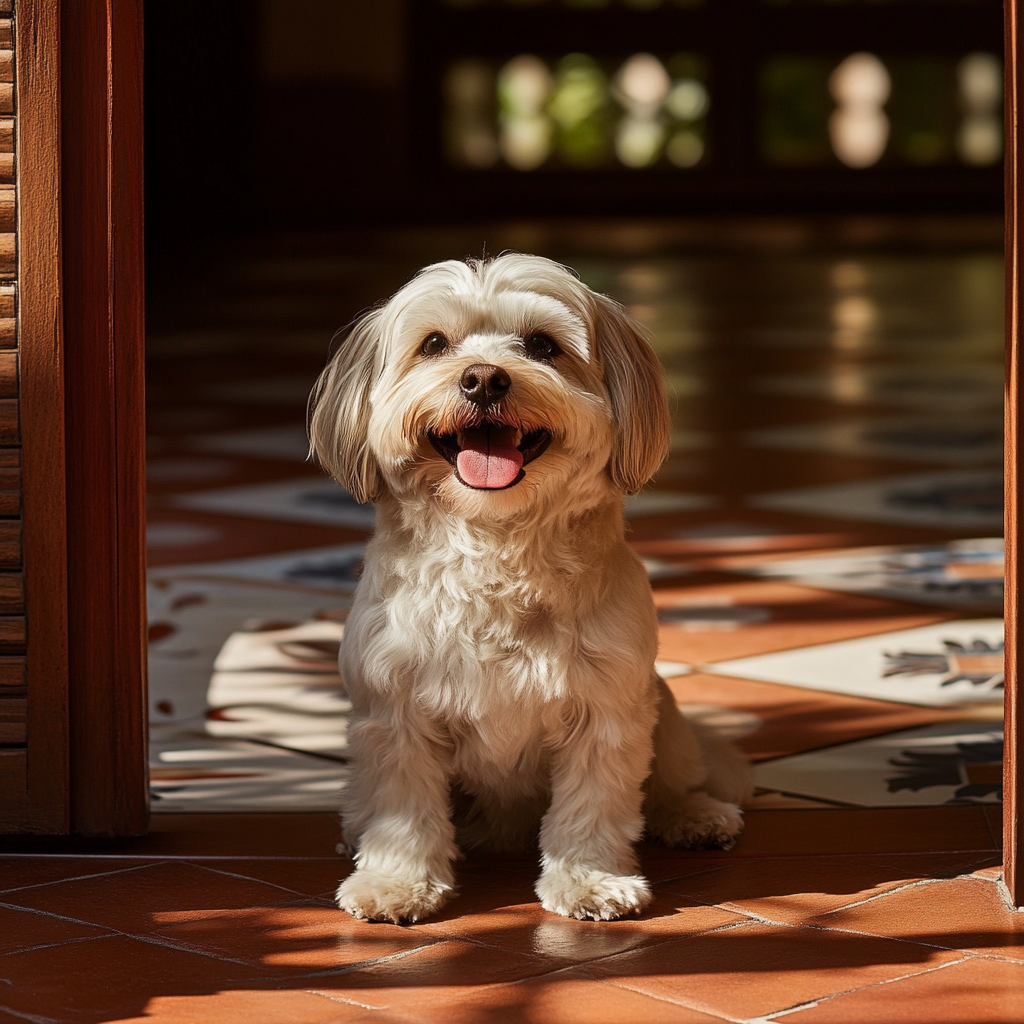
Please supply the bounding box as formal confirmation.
[7,219,1014,1021]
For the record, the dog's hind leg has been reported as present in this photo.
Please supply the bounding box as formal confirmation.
[644,677,752,850]
[336,714,459,924]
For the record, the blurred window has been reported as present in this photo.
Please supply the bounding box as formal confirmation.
[446,53,709,171]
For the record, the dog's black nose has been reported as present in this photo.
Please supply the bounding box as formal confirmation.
[460,364,511,406]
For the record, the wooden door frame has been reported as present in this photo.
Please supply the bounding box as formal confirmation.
[1,0,148,837]
[1006,0,1023,912]
[61,0,148,836]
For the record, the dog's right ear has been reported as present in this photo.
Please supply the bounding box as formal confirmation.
[308,311,385,504]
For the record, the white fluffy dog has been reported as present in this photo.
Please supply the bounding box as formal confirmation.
[309,253,751,924]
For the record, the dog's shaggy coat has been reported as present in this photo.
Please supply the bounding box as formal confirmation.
[309,254,752,923]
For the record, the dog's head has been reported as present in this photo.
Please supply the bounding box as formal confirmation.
[308,254,670,520]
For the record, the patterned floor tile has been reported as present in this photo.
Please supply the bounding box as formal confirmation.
[666,672,956,762]
[655,580,955,665]
[749,470,1002,530]
[147,578,350,729]
[149,736,347,812]
[173,477,377,529]
[706,618,1003,707]
[752,721,1003,808]
[727,537,1003,612]
[149,543,366,593]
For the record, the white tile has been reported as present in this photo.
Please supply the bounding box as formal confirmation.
[149,735,346,812]
[749,469,1002,529]
[654,660,692,679]
[753,721,1003,807]
[173,477,376,529]
[742,537,1002,612]
[148,543,366,593]
[147,578,350,728]
[745,415,1002,464]
[207,621,349,758]
[708,618,1004,707]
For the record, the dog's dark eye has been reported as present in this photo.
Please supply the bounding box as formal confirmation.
[421,332,449,357]
[524,333,561,362]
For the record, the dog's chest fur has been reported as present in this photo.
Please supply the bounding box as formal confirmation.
[346,502,657,767]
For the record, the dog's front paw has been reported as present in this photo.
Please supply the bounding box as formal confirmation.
[647,791,744,850]
[336,869,452,924]
[536,868,652,921]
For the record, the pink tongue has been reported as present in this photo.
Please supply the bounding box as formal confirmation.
[456,425,524,489]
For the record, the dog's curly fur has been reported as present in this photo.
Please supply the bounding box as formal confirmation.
[309,254,752,923]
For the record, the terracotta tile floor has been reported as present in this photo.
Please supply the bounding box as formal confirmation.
[5,216,1021,1021]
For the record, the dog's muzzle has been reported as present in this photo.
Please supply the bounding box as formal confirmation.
[428,420,552,490]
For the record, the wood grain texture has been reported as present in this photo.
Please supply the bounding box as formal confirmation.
[63,0,148,837]
[1005,0,1022,909]
[0,351,15,395]
[0,573,23,613]
[0,656,26,691]
[0,189,13,229]
[0,617,25,650]
[0,520,19,567]
[0,696,26,744]
[16,0,69,833]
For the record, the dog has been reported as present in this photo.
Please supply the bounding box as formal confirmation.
[308,253,752,924]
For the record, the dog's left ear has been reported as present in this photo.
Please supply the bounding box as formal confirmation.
[593,293,671,495]
[307,311,386,504]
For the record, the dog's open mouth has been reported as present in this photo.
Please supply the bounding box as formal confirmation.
[428,421,552,490]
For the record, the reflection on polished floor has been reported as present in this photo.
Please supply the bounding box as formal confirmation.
[4,217,1022,1022]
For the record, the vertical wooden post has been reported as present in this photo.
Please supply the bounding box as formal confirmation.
[13,0,69,834]
[1005,0,1023,910]
[61,0,148,837]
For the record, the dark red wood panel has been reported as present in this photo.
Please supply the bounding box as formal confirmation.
[62,0,148,837]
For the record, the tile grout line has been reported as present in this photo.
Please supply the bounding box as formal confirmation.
[601,976,749,1023]
[187,858,340,900]
[0,1003,67,1024]
[797,917,997,956]
[304,988,384,1012]
[0,900,269,969]
[250,941,447,985]
[794,874,948,919]
[0,859,167,896]
[0,932,112,960]
[751,955,976,1023]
